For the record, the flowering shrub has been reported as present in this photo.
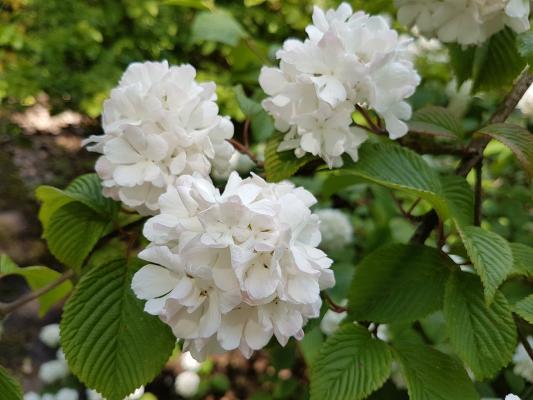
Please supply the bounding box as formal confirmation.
[1,1,533,400]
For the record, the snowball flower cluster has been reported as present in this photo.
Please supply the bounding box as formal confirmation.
[132,172,334,360]
[396,0,530,46]
[39,323,61,348]
[316,208,353,251]
[38,350,69,384]
[259,3,420,167]
[84,61,235,214]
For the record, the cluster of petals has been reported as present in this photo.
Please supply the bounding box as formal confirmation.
[396,0,530,46]
[259,2,420,168]
[316,208,354,252]
[131,172,334,360]
[84,61,235,214]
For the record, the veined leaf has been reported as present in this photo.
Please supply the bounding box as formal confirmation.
[0,365,22,400]
[514,294,533,324]
[409,106,462,138]
[517,30,533,64]
[191,10,248,46]
[440,175,475,228]
[310,324,392,400]
[393,343,478,400]
[444,271,517,380]
[348,244,452,323]
[510,242,533,278]
[264,132,316,182]
[60,248,175,400]
[477,123,533,176]
[457,226,514,303]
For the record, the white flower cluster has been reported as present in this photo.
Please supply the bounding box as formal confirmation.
[174,352,202,398]
[24,388,78,400]
[86,387,144,400]
[518,83,533,117]
[132,171,334,360]
[513,336,533,382]
[259,3,420,167]
[396,0,530,46]
[84,61,236,214]
[316,208,354,252]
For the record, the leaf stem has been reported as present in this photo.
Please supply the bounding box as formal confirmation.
[322,292,348,313]
[0,270,74,317]
[227,138,263,168]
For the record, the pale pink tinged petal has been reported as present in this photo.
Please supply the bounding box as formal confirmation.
[244,318,272,350]
[288,274,320,304]
[311,6,328,31]
[131,264,178,300]
[104,137,142,164]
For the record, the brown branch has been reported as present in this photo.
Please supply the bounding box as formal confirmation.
[0,270,74,317]
[474,158,483,226]
[356,104,383,134]
[391,193,423,224]
[322,292,348,313]
[243,118,251,148]
[227,138,263,168]
[410,69,533,245]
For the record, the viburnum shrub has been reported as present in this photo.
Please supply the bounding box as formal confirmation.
[1,2,533,400]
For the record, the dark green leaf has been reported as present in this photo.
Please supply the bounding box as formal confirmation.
[514,294,533,324]
[348,244,452,323]
[264,132,316,182]
[517,31,533,64]
[393,343,478,400]
[510,242,533,278]
[409,106,462,138]
[0,365,22,400]
[458,226,514,303]
[61,248,175,400]
[191,10,247,46]
[310,324,392,400]
[444,271,517,379]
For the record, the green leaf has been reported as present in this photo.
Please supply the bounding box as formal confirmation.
[393,343,478,400]
[517,30,533,64]
[46,203,114,272]
[514,294,533,324]
[234,85,274,141]
[0,365,22,400]
[310,324,392,400]
[510,242,533,278]
[60,248,175,400]
[444,271,517,379]
[348,244,452,323]
[299,326,324,367]
[264,132,316,182]
[449,28,526,92]
[409,106,462,138]
[440,175,475,228]
[191,10,248,46]
[0,254,73,317]
[477,123,533,176]
[164,0,214,9]
[457,226,514,303]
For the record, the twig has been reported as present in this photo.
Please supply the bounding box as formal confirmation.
[407,198,421,215]
[243,119,251,148]
[322,292,348,313]
[0,270,74,317]
[474,158,483,226]
[391,193,423,223]
[410,69,533,245]
[355,104,383,134]
[227,138,263,168]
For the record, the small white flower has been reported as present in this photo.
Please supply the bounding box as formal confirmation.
[259,3,420,167]
[86,390,101,400]
[38,359,69,384]
[125,387,144,400]
[513,336,533,382]
[518,84,533,117]
[320,308,347,336]
[24,393,41,400]
[39,324,61,348]
[175,371,200,398]
[85,386,144,400]
[316,209,353,252]
[396,0,530,45]
[55,388,79,400]
[132,172,334,359]
[84,61,235,214]
[505,395,522,400]
[180,351,202,372]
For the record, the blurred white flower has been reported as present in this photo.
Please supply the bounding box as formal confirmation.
[316,209,353,251]
[513,336,533,382]
[320,308,347,336]
[24,393,41,400]
[505,395,522,400]
[38,360,69,384]
[55,388,78,400]
[180,351,202,372]
[86,390,101,400]
[132,172,334,359]
[396,0,530,46]
[259,3,419,167]
[391,361,408,389]
[175,371,200,398]
[84,61,235,214]
[39,324,61,348]
[125,387,144,400]
[211,152,255,181]
[518,84,533,117]
[85,386,144,400]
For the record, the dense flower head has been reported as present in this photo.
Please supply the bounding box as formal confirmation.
[131,172,334,360]
[84,61,236,214]
[396,0,530,46]
[259,2,420,168]
[316,208,354,251]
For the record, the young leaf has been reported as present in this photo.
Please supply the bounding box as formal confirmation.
[393,343,478,400]
[348,244,452,323]
[0,365,22,400]
[514,294,533,324]
[457,226,514,303]
[60,248,175,400]
[46,203,114,272]
[440,175,475,228]
[191,10,248,46]
[310,324,392,400]
[0,254,73,317]
[264,132,316,182]
[510,242,533,278]
[477,123,533,176]
[444,271,517,380]
[409,106,463,138]
[517,31,533,64]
